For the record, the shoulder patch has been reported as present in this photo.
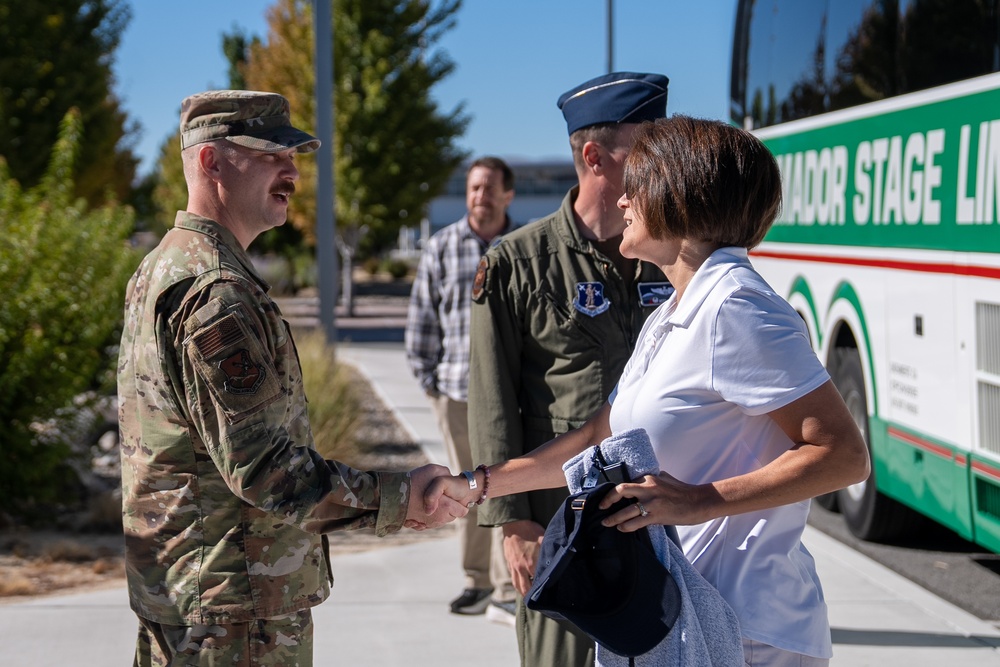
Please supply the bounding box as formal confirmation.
[186,305,282,423]
[471,255,490,303]
[218,349,267,395]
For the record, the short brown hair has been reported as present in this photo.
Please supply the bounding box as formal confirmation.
[468,156,515,191]
[569,123,626,171]
[622,116,782,250]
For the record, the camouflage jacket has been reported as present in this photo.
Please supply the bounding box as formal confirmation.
[117,212,410,625]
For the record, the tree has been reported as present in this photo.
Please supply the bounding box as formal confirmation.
[222,27,260,91]
[243,0,469,259]
[0,109,138,516]
[0,0,139,207]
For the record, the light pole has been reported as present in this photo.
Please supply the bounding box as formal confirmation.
[606,0,614,73]
[314,0,337,343]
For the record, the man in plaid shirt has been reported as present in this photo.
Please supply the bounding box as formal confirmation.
[405,156,518,622]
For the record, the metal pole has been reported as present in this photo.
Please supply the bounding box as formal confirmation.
[606,0,614,73]
[313,0,337,342]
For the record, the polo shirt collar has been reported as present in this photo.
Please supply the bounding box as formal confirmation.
[665,246,750,328]
[172,211,271,291]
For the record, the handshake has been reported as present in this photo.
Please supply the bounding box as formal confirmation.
[403,464,488,530]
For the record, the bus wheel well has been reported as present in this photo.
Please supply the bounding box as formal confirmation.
[815,321,859,512]
[828,341,924,542]
[830,320,859,358]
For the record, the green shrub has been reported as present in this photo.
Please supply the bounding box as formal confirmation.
[0,110,139,517]
[381,258,410,280]
[294,331,361,463]
[362,257,381,276]
[292,251,317,291]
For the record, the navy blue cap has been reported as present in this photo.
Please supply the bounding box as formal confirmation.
[526,482,681,657]
[557,71,669,135]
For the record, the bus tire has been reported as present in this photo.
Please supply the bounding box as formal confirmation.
[813,491,839,512]
[831,347,921,541]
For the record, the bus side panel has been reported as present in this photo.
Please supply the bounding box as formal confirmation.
[753,250,977,542]
[872,418,974,541]
[878,259,973,538]
[971,457,1000,552]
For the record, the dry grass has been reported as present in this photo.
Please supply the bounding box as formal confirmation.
[43,539,96,563]
[0,534,125,599]
[0,573,36,596]
[296,330,363,462]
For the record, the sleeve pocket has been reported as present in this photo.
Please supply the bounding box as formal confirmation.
[185,305,284,424]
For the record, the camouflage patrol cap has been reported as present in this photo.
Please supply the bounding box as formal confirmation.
[179,90,320,153]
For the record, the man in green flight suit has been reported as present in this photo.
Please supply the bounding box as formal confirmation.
[468,72,673,666]
[117,90,464,666]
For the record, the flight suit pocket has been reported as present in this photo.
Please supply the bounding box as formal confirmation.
[186,304,284,424]
[540,289,603,349]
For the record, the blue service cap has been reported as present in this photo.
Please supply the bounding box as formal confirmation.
[557,71,669,135]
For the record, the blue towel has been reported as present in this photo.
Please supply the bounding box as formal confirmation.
[562,428,744,666]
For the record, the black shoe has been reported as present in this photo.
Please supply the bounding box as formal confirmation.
[449,587,493,615]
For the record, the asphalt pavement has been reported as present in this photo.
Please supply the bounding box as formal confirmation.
[3,301,1000,665]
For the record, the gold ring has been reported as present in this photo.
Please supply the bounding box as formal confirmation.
[636,501,649,517]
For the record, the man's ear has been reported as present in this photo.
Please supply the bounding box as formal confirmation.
[502,189,515,209]
[197,144,222,178]
[582,141,602,173]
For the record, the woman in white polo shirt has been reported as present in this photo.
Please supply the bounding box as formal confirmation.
[431,115,870,666]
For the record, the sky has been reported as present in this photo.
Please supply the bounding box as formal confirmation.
[114,0,738,177]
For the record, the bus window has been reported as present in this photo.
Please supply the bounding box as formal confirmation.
[827,0,898,113]
[740,0,827,130]
[897,0,998,94]
[732,0,1000,129]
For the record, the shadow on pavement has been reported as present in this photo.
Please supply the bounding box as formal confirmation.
[832,627,1000,649]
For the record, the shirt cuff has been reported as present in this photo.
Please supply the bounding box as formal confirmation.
[374,470,411,536]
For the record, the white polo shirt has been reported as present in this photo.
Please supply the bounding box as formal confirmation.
[609,247,833,658]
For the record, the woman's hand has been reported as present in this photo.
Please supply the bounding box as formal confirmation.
[423,471,481,514]
[405,464,469,530]
[598,472,717,532]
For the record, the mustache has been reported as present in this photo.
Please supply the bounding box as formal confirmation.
[271,182,296,196]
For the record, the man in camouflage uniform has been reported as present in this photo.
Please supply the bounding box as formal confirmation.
[468,72,672,666]
[117,90,464,666]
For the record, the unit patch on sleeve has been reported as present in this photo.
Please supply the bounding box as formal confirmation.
[187,305,283,423]
[471,256,490,302]
[219,349,267,395]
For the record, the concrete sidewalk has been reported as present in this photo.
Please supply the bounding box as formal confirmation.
[3,340,1000,666]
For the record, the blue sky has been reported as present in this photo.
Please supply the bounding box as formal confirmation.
[114,0,737,176]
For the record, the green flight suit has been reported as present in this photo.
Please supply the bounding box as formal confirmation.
[469,187,669,666]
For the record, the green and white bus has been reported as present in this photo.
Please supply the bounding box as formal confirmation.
[731,0,1000,552]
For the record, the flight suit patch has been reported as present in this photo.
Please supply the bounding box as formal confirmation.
[637,281,674,307]
[472,256,489,302]
[573,282,610,317]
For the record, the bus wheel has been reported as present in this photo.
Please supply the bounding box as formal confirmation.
[814,491,839,512]
[831,348,920,541]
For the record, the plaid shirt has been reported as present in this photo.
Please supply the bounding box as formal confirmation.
[405,215,515,402]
